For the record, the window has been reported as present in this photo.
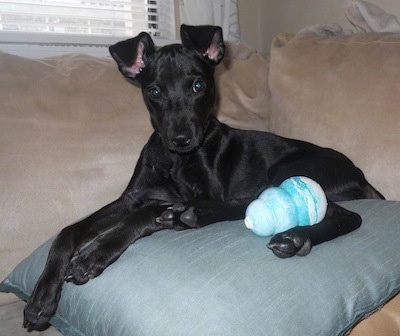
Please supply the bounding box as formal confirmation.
[0,0,177,50]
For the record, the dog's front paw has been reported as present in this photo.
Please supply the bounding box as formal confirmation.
[64,265,93,285]
[65,249,107,285]
[65,260,105,286]
[156,203,199,230]
[267,229,312,258]
[24,289,58,330]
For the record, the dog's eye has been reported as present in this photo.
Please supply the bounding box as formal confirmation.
[149,87,161,98]
[193,80,206,93]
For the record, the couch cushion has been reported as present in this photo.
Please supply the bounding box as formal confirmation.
[1,200,400,336]
[269,32,400,201]
[216,42,270,131]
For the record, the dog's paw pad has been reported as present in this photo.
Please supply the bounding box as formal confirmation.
[156,204,198,229]
[157,203,185,224]
[157,209,174,222]
[180,207,197,226]
[267,232,312,258]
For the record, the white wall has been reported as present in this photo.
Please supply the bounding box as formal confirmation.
[239,0,400,55]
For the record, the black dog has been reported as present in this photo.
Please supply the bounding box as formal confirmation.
[23,25,383,330]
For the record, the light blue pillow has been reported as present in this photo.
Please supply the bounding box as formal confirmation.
[1,200,400,336]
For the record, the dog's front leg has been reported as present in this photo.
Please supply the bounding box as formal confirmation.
[64,204,182,285]
[24,198,131,330]
[65,201,253,285]
[267,201,362,258]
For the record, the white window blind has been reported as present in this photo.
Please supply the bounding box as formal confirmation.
[0,0,177,46]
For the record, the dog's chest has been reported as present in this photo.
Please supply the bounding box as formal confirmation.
[169,157,221,200]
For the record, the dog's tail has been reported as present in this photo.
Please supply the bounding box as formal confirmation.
[365,183,385,200]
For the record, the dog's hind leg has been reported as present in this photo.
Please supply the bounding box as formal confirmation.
[267,200,362,258]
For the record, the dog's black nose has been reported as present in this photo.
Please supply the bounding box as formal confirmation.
[172,132,192,147]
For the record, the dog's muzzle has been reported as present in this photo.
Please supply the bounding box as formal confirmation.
[172,130,192,148]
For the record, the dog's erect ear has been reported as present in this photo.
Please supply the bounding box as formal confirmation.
[109,32,156,81]
[180,24,225,65]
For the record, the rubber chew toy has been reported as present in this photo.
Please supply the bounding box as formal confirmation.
[244,176,328,237]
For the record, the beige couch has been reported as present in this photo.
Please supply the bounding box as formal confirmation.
[0,32,399,335]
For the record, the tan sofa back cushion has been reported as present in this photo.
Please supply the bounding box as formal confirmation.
[269,32,400,201]
[216,43,270,131]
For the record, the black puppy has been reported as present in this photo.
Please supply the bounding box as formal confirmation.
[24,25,383,330]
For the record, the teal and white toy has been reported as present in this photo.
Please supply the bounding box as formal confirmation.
[244,176,328,237]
